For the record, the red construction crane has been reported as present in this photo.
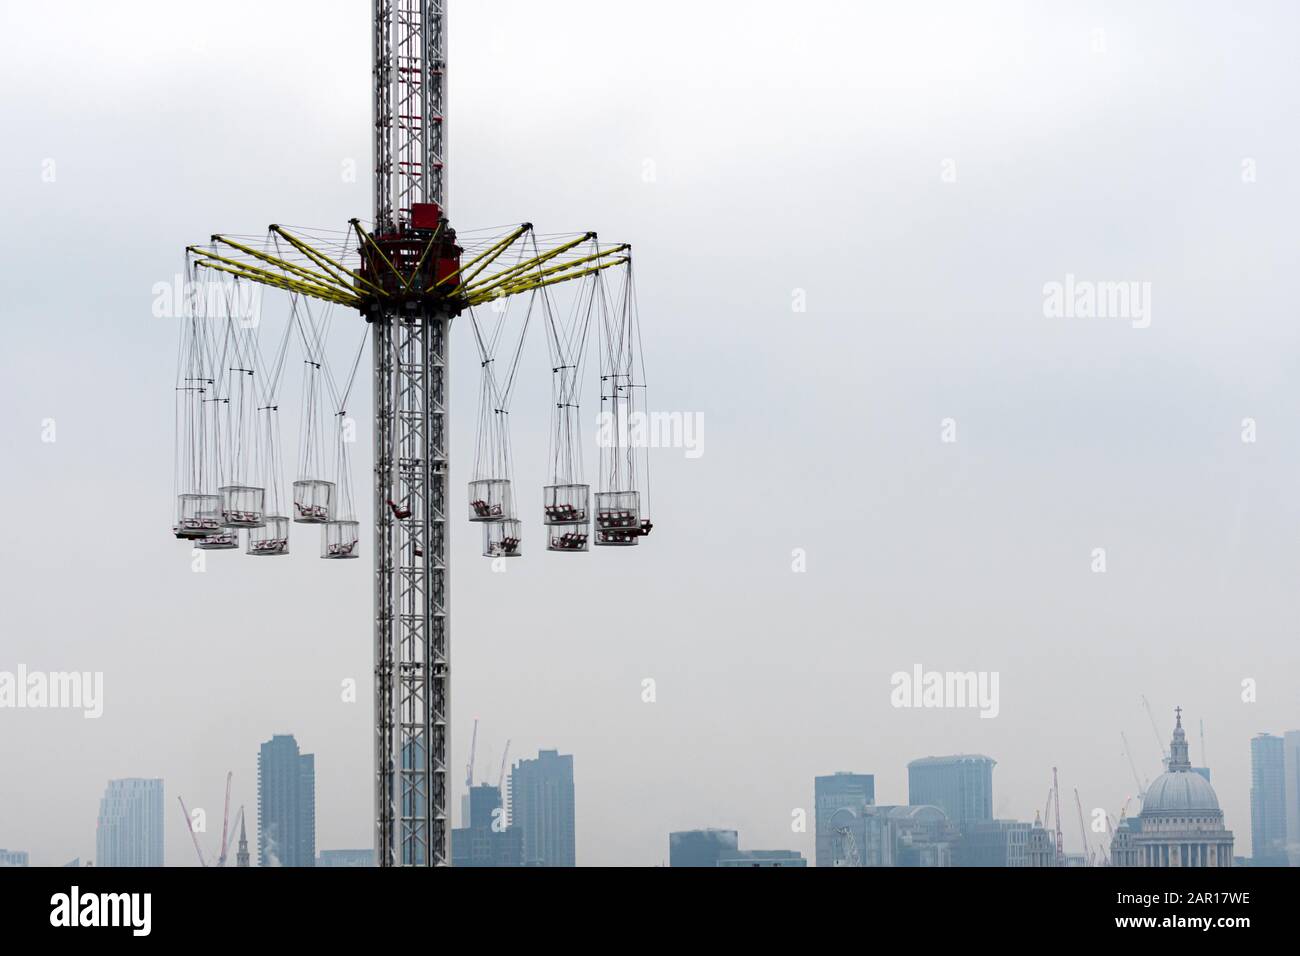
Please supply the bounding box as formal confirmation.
[178,771,237,867]
[178,795,209,867]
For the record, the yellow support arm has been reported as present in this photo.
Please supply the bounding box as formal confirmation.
[351,221,411,290]
[462,233,595,298]
[271,225,387,297]
[192,260,360,307]
[429,223,531,292]
[488,244,630,296]
[212,235,354,296]
[466,256,630,307]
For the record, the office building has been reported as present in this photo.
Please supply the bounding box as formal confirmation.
[958,819,1031,867]
[451,783,523,867]
[0,849,29,867]
[669,829,738,867]
[717,849,806,867]
[907,755,995,832]
[1285,731,1300,866]
[1250,733,1287,866]
[509,749,575,867]
[814,772,875,867]
[95,778,164,867]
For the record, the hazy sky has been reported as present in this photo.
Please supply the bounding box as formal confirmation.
[2,0,1299,866]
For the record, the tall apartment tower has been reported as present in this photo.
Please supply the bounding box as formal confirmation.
[95,778,164,867]
[509,750,575,867]
[907,755,995,833]
[1250,733,1287,866]
[257,734,316,867]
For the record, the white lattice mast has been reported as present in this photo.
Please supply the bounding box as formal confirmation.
[373,0,450,866]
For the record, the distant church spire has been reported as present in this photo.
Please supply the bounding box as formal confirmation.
[1168,707,1191,772]
[237,813,251,868]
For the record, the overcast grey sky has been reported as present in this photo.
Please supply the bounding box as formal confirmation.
[2,0,1299,866]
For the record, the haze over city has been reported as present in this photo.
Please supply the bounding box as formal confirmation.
[2,0,1299,867]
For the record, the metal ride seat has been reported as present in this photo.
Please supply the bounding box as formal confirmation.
[248,516,290,556]
[468,478,512,523]
[174,493,223,539]
[219,485,267,529]
[321,519,360,559]
[292,479,335,524]
[483,519,522,558]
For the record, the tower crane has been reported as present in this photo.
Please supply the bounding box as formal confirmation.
[177,772,238,867]
[1141,694,1169,768]
[1121,731,1147,795]
[215,771,233,868]
[497,738,511,789]
[172,1,651,867]
[466,716,479,794]
[1073,787,1092,867]
[178,795,208,868]
[1051,767,1064,865]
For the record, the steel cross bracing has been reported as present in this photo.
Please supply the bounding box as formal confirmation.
[374,0,446,232]
[374,0,449,866]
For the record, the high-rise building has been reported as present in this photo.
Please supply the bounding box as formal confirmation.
[859,805,958,867]
[95,778,164,867]
[451,783,522,867]
[1284,731,1300,866]
[257,734,316,867]
[1110,709,1233,867]
[957,820,1031,867]
[509,750,575,867]
[1250,733,1287,866]
[814,772,874,867]
[669,829,739,867]
[907,755,995,832]
[0,849,29,867]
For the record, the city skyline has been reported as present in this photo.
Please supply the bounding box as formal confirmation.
[12,711,1300,866]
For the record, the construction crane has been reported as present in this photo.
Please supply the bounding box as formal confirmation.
[215,772,234,868]
[1200,719,1208,769]
[1051,768,1064,866]
[465,717,479,794]
[1121,731,1147,795]
[1073,787,1092,867]
[1141,694,1169,768]
[178,795,208,867]
[172,1,649,867]
[177,772,239,867]
[497,738,511,790]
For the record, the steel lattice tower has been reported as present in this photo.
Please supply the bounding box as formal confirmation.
[373,0,450,866]
[178,0,639,870]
